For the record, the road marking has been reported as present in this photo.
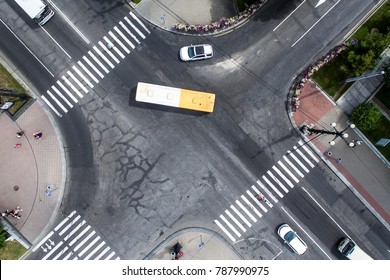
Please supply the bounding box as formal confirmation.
[109,31,130,54]
[72,65,94,88]
[64,220,86,241]
[293,146,315,168]
[272,166,294,188]
[41,96,62,117]
[298,140,319,162]
[119,21,140,45]
[130,12,151,34]
[40,26,71,58]
[283,155,304,178]
[67,71,88,93]
[278,160,299,183]
[77,61,99,83]
[83,56,104,78]
[59,215,81,236]
[267,170,289,193]
[93,46,115,69]
[281,206,332,259]
[114,26,135,49]
[56,80,78,103]
[53,246,68,260]
[241,195,262,218]
[85,241,105,260]
[62,76,83,98]
[51,85,73,108]
[88,51,109,74]
[292,0,341,47]
[103,36,125,59]
[0,19,54,77]
[47,90,68,113]
[230,205,252,227]
[69,225,91,246]
[105,251,116,260]
[32,231,54,252]
[315,0,327,8]
[98,41,120,64]
[125,16,145,39]
[78,236,101,258]
[42,241,63,260]
[95,246,111,260]
[63,251,73,260]
[262,175,284,199]
[247,189,268,212]
[74,231,95,252]
[225,210,246,232]
[215,220,236,242]
[273,0,307,31]
[47,0,90,44]
[256,180,277,204]
[287,150,310,173]
[220,214,241,237]
[236,200,257,222]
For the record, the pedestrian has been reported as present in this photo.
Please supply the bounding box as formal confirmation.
[1,210,10,217]
[354,140,363,145]
[10,206,23,219]
[33,131,43,139]
[16,131,24,138]
[336,158,342,164]
[14,143,21,148]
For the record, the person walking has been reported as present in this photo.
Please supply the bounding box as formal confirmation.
[33,131,43,139]
[14,143,22,148]
[16,131,24,138]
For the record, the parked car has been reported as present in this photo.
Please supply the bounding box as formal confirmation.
[179,44,213,61]
[277,223,307,255]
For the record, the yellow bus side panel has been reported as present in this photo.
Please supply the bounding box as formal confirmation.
[179,89,215,113]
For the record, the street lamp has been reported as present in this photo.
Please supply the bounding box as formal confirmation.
[300,122,356,147]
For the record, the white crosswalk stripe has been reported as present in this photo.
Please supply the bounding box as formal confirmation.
[77,61,99,84]
[214,220,236,242]
[119,21,140,45]
[241,195,262,218]
[41,96,62,117]
[130,12,150,34]
[220,214,241,237]
[73,65,94,88]
[51,85,73,108]
[108,31,130,54]
[56,80,78,103]
[293,146,315,168]
[62,76,84,98]
[124,16,145,39]
[88,51,109,74]
[298,140,319,162]
[83,56,104,78]
[262,175,284,199]
[67,71,89,93]
[225,210,246,232]
[267,170,289,193]
[103,36,125,59]
[247,189,268,213]
[236,200,257,222]
[283,155,304,178]
[278,160,299,183]
[98,41,120,64]
[230,205,252,227]
[92,46,115,69]
[114,26,135,49]
[37,210,120,260]
[288,150,310,173]
[257,180,278,203]
[47,90,68,113]
[272,165,294,188]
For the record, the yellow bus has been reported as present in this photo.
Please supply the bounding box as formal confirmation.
[135,82,215,113]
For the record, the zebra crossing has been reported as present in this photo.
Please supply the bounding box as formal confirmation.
[32,210,120,260]
[42,12,150,117]
[214,140,320,242]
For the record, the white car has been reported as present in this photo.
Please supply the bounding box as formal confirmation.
[179,44,213,61]
[277,224,307,255]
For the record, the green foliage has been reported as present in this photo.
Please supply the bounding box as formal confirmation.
[385,63,390,89]
[0,226,8,248]
[351,103,382,131]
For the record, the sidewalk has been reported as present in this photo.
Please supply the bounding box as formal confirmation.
[0,101,63,246]
[291,80,390,230]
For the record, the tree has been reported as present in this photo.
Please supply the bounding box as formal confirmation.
[384,63,390,89]
[351,103,382,131]
[0,226,8,248]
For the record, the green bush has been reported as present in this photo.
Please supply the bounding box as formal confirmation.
[0,226,9,248]
[351,103,382,131]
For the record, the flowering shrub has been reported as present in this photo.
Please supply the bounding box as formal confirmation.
[173,1,266,33]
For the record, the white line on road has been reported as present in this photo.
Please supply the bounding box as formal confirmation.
[272,165,294,188]
[241,195,262,218]
[288,150,310,173]
[92,46,115,69]
[252,184,274,208]
[236,200,257,222]
[119,21,140,45]
[98,41,120,64]
[59,215,81,236]
[273,0,307,31]
[293,145,315,168]
[278,160,299,183]
[47,90,68,113]
[103,36,125,59]
[53,246,68,260]
[78,236,101,258]
[40,26,71,58]
[281,206,332,259]
[283,155,304,178]
[85,241,105,260]
[124,17,144,41]
[95,246,110,260]
[298,140,319,162]
[74,231,95,252]
[69,225,91,246]
[214,220,236,242]
[267,170,289,193]
[220,214,241,237]
[260,177,282,201]
[105,251,116,260]
[64,220,86,241]
[109,31,130,54]
[230,205,252,227]
[62,75,84,98]
[114,26,135,49]
[88,51,109,74]
[77,61,99,83]
[42,241,64,260]
[51,85,73,108]
[83,56,104,78]
[67,71,88,93]
[72,65,94,88]
[32,231,54,252]
[225,209,247,232]
[292,0,341,47]
[247,189,268,212]
[47,0,90,44]
[0,19,54,77]
[41,96,62,117]
[56,80,78,103]
[130,12,151,34]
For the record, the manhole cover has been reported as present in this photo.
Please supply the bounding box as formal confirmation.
[14,186,19,191]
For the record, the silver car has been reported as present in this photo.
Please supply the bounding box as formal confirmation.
[277,223,308,255]
[179,44,213,61]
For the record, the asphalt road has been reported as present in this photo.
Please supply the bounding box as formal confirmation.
[0,0,389,260]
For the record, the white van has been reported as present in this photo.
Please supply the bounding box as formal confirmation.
[338,238,373,260]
